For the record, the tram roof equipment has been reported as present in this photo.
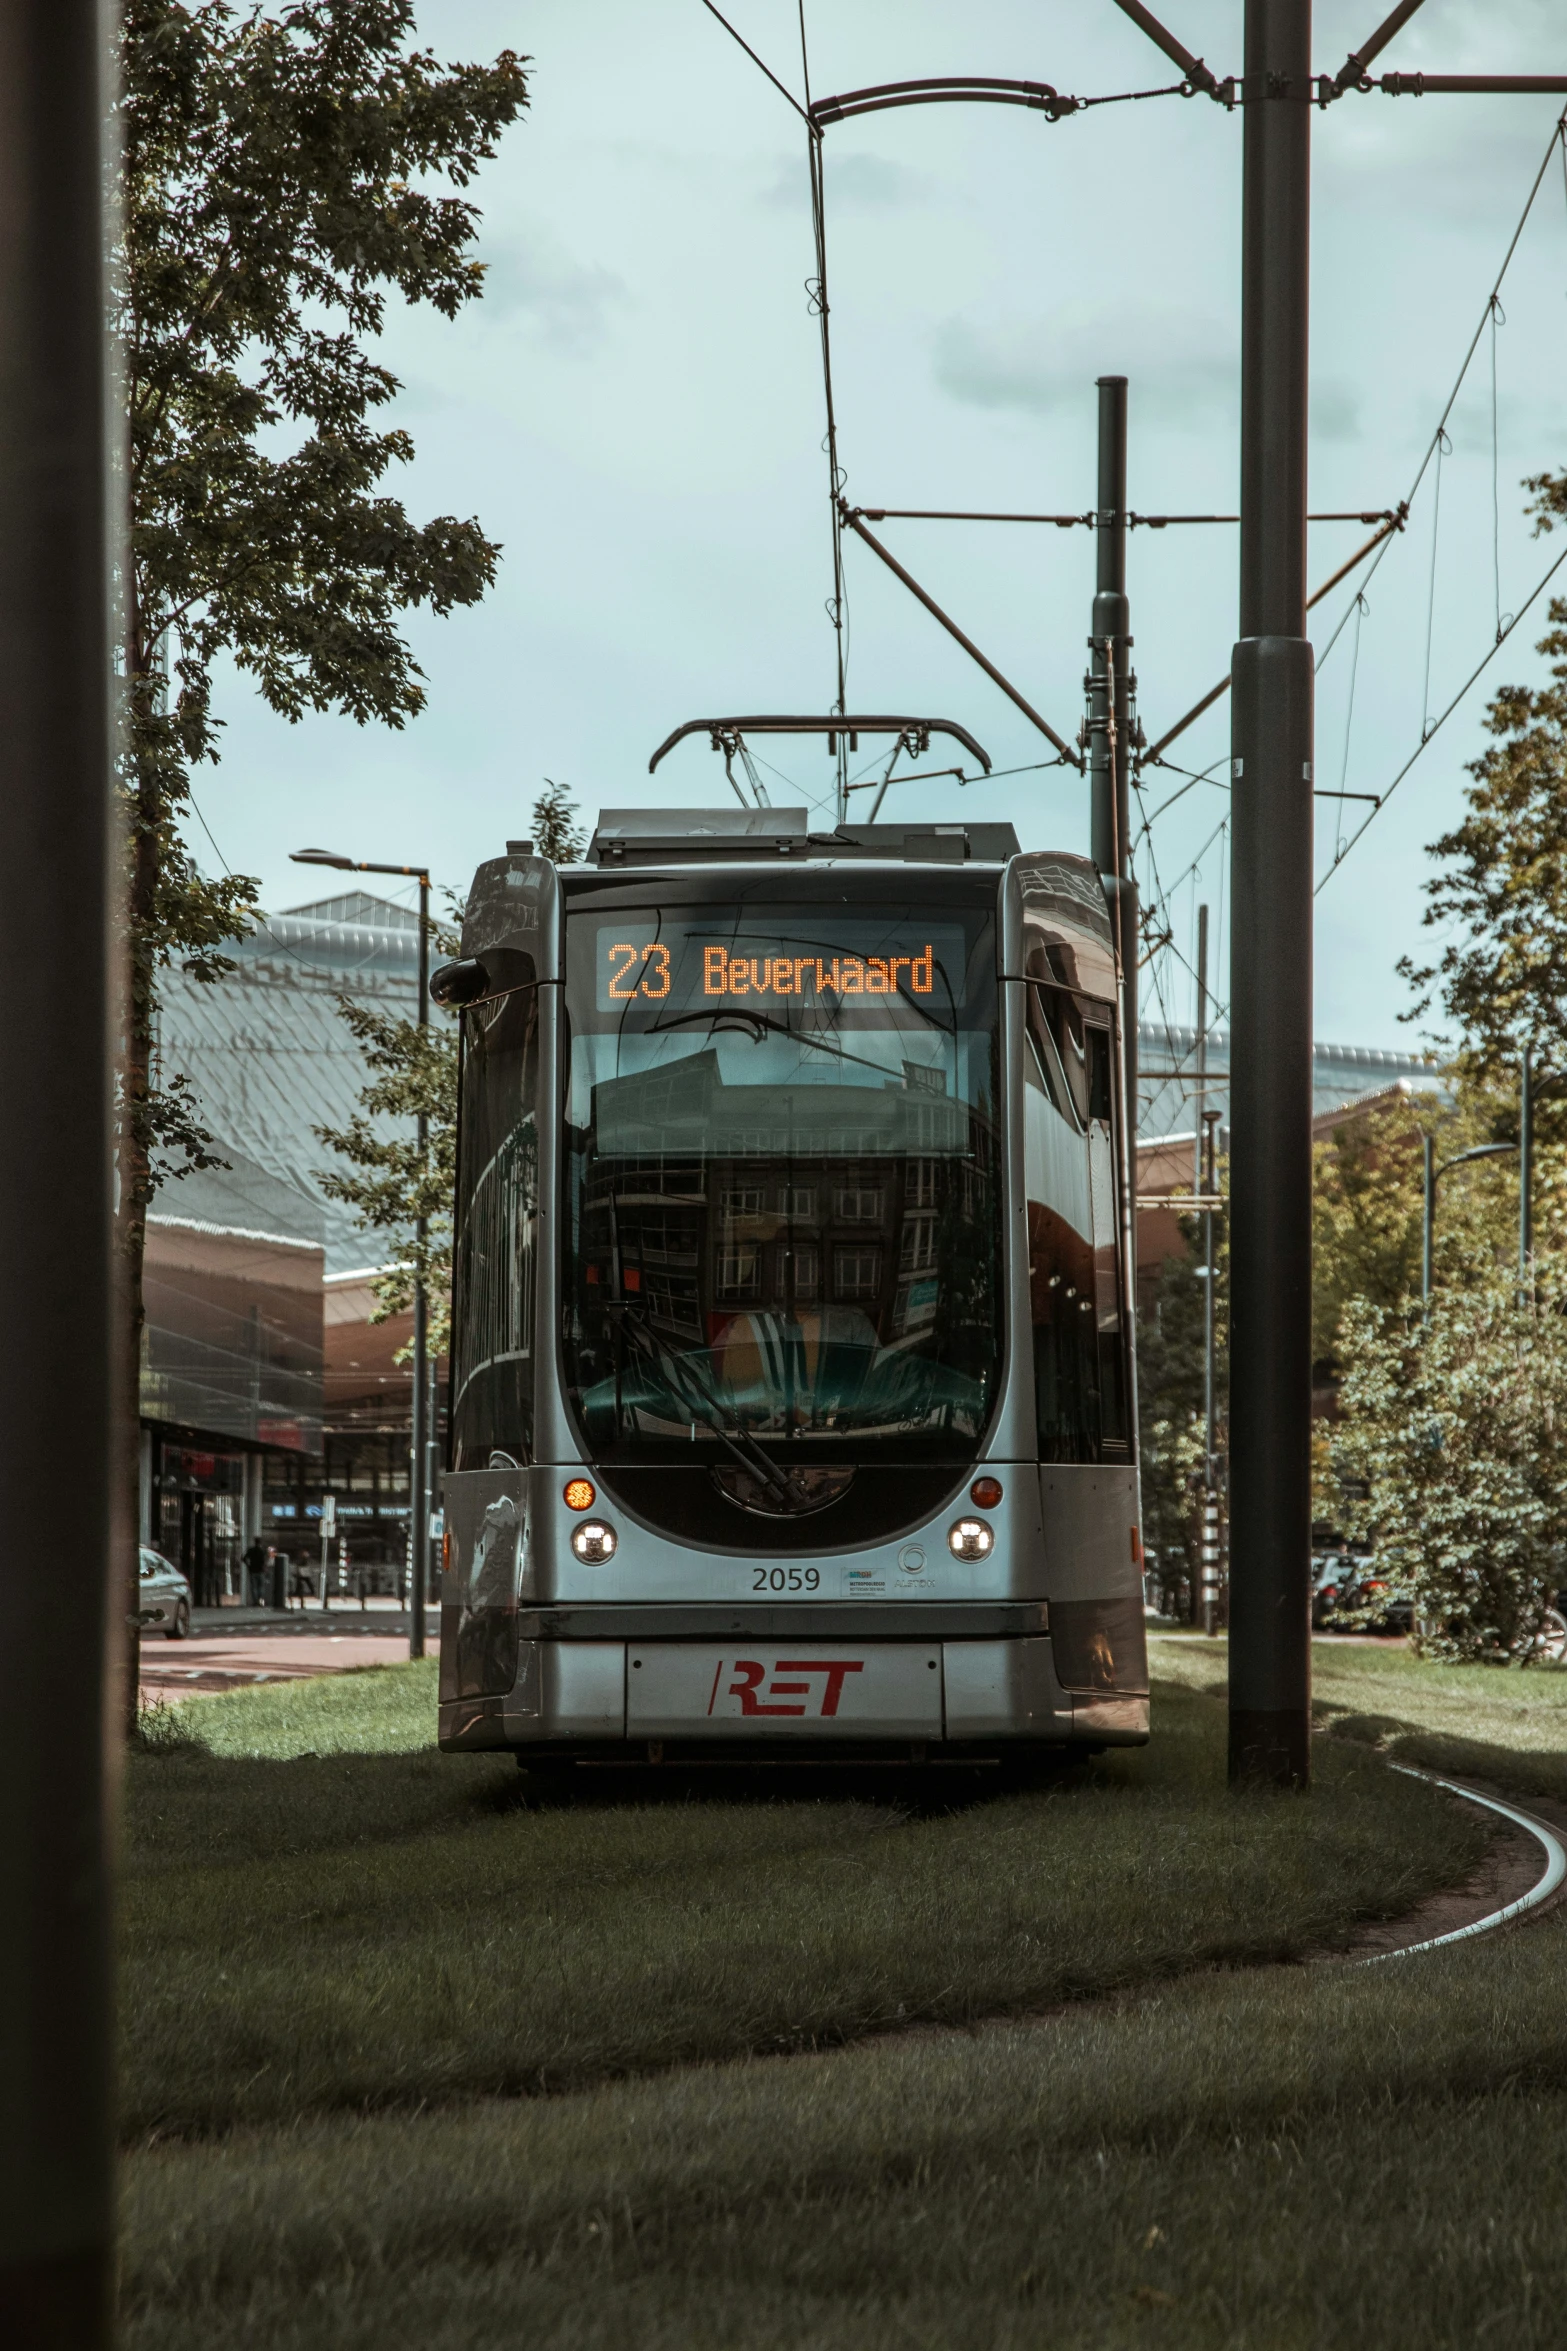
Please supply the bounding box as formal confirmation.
[647,713,992,773]
[587,807,1022,868]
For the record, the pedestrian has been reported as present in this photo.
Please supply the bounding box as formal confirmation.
[242,1534,267,1608]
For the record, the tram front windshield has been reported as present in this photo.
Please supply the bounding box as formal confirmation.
[563,895,1001,1466]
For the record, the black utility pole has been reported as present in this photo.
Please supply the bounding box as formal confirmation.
[0,3,117,2342]
[1520,1043,1533,1286]
[1228,0,1315,1787]
[1090,374,1138,1145]
[411,869,430,1659]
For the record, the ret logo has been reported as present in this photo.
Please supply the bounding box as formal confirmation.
[708,1658,866,1718]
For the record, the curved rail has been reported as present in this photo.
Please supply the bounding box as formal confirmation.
[1363,1766,1567,1963]
[811,77,1078,127]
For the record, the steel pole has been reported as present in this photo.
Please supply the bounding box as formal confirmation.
[1520,1044,1532,1285]
[1422,1134,1434,1307]
[1092,375,1138,1155]
[1228,0,1314,1788]
[0,2,116,2340]
[410,872,430,1659]
[1195,905,1213,1625]
[1193,903,1209,1198]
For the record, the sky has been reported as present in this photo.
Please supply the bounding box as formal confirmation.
[193,0,1567,1054]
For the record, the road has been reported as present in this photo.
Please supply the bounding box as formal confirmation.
[140,1603,437,1699]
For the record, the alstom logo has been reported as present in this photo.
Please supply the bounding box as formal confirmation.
[708,1658,867,1718]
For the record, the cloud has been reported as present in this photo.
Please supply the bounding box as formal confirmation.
[932,307,1237,428]
[931,310,1365,446]
[1312,380,1362,444]
[476,229,628,356]
[758,150,929,212]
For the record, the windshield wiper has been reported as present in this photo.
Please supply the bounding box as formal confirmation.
[616,1310,800,1505]
[617,1315,848,1509]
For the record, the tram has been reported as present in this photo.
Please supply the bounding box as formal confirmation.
[433,728,1148,1775]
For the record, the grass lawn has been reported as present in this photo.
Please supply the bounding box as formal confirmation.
[1156,1632,1567,1803]
[120,1654,1565,2347]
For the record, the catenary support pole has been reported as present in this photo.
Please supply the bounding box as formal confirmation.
[1193,903,1209,1200]
[1195,905,1212,1624]
[1520,1043,1532,1286]
[1228,0,1315,1787]
[1091,375,1138,1150]
[1422,1133,1435,1306]
[0,2,117,2342]
[410,870,430,1660]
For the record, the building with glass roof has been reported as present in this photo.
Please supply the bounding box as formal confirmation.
[143,891,434,1597]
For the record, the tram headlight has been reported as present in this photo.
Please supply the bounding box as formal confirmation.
[948,1517,994,1562]
[571,1519,617,1564]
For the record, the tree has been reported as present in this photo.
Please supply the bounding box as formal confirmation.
[1330,1278,1567,1662]
[532,780,587,863]
[116,2,526,1707]
[1400,471,1567,1133]
[1136,1191,1228,1616]
[1311,1097,1429,1363]
[318,903,462,1354]
[317,788,585,1346]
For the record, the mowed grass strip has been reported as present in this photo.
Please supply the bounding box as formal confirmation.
[1155,1632,1567,1804]
[123,1918,1567,2351]
[122,1666,1483,2139]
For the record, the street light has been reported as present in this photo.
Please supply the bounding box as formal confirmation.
[1421,1140,1518,1305]
[292,847,433,1659]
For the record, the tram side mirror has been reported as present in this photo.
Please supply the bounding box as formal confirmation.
[430,957,490,1008]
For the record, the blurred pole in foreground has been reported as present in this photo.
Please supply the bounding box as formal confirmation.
[0,1,118,2343]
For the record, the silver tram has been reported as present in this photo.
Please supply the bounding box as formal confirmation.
[434,789,1149,1774]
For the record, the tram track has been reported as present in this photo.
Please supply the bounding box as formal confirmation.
[1358,1768,1567,1962]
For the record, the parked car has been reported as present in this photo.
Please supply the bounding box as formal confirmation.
[1311,1552,1412,1635]
[139,1546,191,1639]
[1311,1554,1355,1629]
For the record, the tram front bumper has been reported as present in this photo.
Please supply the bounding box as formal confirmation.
[438,1612,1149,1752]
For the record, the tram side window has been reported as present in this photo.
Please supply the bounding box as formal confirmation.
[1024,986,1130,1463]
[451,964,540,1471]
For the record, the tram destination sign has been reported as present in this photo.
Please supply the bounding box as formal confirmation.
[589,912,970,1014]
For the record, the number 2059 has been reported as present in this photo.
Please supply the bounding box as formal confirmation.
[752,1566,821,1593]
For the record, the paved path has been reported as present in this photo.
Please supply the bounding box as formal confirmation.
[141,1625,437,1700]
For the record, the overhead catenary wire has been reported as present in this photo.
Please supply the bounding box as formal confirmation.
[1317,535,1567,894]
[1149,108,1567,908]
[797,9,853,818]
[695,0,811,124]
[1312,112,1567,666]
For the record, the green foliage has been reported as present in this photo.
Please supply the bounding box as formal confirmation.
[1312,1096,1431,1361]
[316,791,584,1344]
[532,779,588,864]
[117,0,527,1222]
[1400,472,1567,1132]
[1331,1276,1567,1661]
[1137,1214,1225,1605]
[315,898,460,1350]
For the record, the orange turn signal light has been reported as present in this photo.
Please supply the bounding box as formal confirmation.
[970,1475,1004,1509]
[563,1478,595,1512]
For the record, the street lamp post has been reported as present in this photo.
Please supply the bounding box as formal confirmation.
[1421,1139,1519,1305]
[293,849,432,1659]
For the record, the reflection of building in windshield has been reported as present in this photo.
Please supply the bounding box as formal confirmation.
[568,1051,998,1450]
[589,1050,971,1160]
